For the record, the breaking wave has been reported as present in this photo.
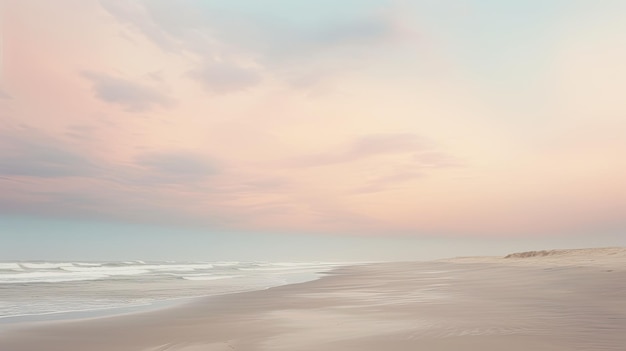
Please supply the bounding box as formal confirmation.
[0,260,344,320]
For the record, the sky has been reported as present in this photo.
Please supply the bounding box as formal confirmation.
[0,0,625,261]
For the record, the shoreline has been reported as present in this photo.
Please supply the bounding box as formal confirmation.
[0,264,338,327]
[0,294,202,328]
[0,264,374,336]
[1,248,625,350]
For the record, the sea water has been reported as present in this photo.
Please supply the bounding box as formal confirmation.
[0,260,342,323]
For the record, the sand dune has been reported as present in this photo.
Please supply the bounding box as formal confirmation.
[504,247,626,258]
[444,247,626,267]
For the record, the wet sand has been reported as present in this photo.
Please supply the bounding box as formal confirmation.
[1,248,625,351]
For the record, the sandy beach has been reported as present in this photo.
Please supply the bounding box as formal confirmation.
[1,247,624,351]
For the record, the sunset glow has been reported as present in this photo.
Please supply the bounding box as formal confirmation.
[1,1,625,260]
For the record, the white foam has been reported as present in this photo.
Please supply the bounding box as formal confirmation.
[181,275,241,281]
[143,263,214,271]
[60,266,149,276]
[0,263,23,271]
[0,264,153,283]
[0,271,108,284]
[62,263,213,274]
[238,264,331,272]
[269,262,326,267]
[20,262,74,269]
[123,260,146,265]
[0,261,224,284]
[73,262,102,267]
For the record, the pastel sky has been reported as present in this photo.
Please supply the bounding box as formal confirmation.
[1,1,625,260]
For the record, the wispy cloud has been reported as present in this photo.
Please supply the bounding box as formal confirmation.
[352,153,462,195]
[82,71,174,112]
[134,150,218,184]
[98,1,178,52]
[100,1,413,91]
[0,129,97,178]
[288,133,430,167]
[188,62,261,94]
[284,133,463,194]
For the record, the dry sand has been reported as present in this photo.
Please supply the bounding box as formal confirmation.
[1,247,625,351]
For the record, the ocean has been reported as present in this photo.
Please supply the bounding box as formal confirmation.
[0,260,343,324]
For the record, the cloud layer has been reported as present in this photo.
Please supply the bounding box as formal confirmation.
[83,72,174,111]
[0,0,625,237]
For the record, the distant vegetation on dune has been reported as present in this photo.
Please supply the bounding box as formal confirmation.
[504,247,626,259]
